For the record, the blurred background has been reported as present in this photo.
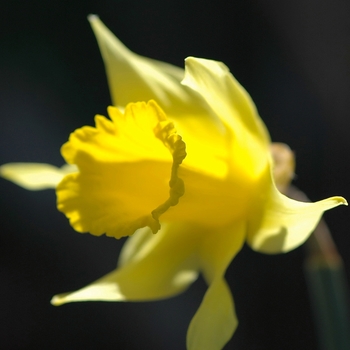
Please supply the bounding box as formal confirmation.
[1,0,350,349]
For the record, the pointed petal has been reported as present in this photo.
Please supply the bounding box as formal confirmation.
[187,278,237,350]
[0,163,77,190]
[182,57,270,179]
[187,221,246,350]
[51,224,199,305]
[182,57,270,145]
[247,176,347,253]
[88,15,192,111]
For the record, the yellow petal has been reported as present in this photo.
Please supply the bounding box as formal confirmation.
[51,223,199,305]
[187,278,237,350]
[88,15,192,111]
[247,173,347,253]
[187,221,245,350]
[162,167,252,228]
[199,221,246,283]
[57,101,186,238]
[0,163,77,190]
[182,57,270,180]
[117,226,155,267]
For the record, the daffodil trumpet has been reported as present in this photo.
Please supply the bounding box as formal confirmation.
[0,15,346,350]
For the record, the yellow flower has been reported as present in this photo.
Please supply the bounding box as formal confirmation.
[0,16,347,350]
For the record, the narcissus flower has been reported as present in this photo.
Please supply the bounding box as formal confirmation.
[0,16,346,350]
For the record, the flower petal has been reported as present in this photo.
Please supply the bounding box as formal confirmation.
[51,224,199,305]
[117,226,155,267]
[57,101,186,238]
[187,278,237,350]
[247,175,347,253]
[162,167,252,228]
[182,57,268,141]
[187,221,245,350]
[88,15,192,111]
[0,163,77,190]
[182,57,270,179]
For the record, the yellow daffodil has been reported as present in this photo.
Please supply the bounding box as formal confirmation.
[0,16,347,350]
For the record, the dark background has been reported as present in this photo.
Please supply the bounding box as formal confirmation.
[1,0,350,349]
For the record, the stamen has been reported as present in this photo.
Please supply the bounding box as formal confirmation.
[150,102,187,231]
